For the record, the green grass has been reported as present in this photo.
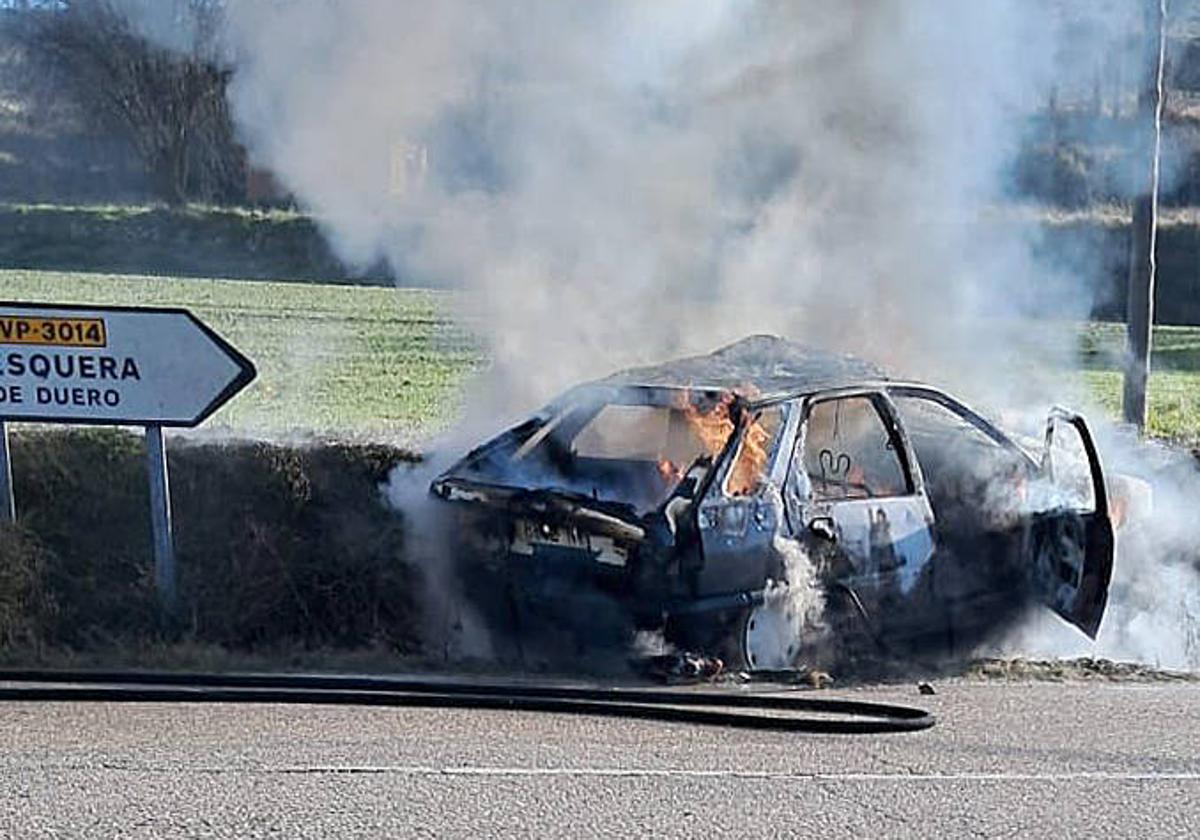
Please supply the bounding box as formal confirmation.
[1075,322,1200,443]
[1078,322,1200,372]
[1082,370,1200,442]
[0,269,483,441]
[2,201,305,221]
[2,268,1198,444]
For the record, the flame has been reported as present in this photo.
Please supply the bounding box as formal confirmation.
[727,413,772,496]
[683,391,737,459]
[656,389,772,497]
[657,458,681,483]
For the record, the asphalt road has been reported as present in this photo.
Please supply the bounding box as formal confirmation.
[1,678,1197,838]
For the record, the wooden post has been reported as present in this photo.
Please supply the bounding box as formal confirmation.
[1124,193,1155,427]
[145,425,177,613]
[1123,0,1167,430]
[0,421,13,526]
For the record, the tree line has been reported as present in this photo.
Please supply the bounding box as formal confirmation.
[2,0,239,206]
[3,1,1200,210]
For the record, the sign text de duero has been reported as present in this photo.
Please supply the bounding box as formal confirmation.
[0,349,141,408]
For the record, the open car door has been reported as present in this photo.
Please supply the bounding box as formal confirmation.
[1029,409,1114,637]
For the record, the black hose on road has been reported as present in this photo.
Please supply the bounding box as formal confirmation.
[0,669,936,734]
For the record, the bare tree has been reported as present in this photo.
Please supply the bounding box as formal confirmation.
[12,0,239,206]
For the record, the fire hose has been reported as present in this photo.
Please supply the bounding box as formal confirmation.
[0,669,935,734]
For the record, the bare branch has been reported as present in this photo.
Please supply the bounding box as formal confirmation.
[9,0,238,205]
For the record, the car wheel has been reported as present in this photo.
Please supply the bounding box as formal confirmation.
[666,601,804,673]
[738,600,803,671]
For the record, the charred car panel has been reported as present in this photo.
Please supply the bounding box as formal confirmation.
[430,336,1116,670]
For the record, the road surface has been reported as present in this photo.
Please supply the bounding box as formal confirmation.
[1,678,1197,838]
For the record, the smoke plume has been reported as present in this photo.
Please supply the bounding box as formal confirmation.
[214,1,1108,406]
[122,1,1199,668]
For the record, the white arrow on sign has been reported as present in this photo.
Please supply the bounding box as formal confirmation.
[0,302,256,427]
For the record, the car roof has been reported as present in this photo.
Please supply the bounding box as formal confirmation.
[597,334,890,401]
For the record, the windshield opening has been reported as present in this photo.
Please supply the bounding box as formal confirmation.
[452,388,737,514]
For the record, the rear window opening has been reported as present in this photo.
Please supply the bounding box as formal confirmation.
[890,393,1031,530]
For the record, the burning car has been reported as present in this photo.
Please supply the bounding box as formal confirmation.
[430,336,1116,671]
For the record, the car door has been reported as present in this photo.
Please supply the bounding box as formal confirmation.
[1027,408,1114,637]
[784,392,936,633]
[887,387,1044,637]
[692,402,791,596]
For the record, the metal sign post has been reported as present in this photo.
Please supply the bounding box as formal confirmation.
[0,302,256,612]
[0,421,13,526]
[145,425,177,613]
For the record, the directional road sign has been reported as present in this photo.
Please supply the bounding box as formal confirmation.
[0,302,256,427]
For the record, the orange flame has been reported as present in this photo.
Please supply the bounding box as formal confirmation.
[657,458,682,483]
[682,391,737,459]
[657,389,772,497]
[726,413,772,497]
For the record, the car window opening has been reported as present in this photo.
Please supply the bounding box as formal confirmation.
[803,396,908,501]
[457,389,740,515]
[890,394,1031,531]
[724,405,784,497]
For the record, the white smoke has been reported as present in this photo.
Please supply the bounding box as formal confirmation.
[766,532,828,662]
[117,1,1200,670]
[381,452,497,663]
[213,1,1123,409]
[997,436,1200,671]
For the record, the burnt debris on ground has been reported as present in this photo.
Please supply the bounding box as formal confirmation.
[966,656,1200,683]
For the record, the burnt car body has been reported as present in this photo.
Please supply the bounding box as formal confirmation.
[430,336,1115,670]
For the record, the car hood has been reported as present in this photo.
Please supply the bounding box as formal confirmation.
[430,475,648,543]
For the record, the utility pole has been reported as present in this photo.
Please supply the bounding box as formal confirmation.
[1123,0,1168,430]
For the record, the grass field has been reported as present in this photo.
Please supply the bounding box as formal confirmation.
[0,269,481,441]
[2,268,1198,444]
[1078,323,1200,443]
